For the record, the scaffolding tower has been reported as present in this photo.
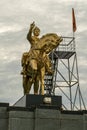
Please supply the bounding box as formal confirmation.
[44,36,86,110]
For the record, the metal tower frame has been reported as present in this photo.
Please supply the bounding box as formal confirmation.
[44,36,86,110]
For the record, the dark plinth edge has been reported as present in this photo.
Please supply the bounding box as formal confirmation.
[0,103,9,107]
[7,105,61,112]
[7,106,35,112]
[61,110,87,115]
[38,104,61,110]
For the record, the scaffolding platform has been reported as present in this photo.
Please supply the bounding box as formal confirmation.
[44,36,86,110]
[50,51,75,59]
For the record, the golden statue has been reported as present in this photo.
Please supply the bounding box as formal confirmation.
[21,22,63,95]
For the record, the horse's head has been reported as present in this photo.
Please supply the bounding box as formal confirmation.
[39,33,63,54]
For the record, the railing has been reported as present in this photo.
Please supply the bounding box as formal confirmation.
[56,36,75,52]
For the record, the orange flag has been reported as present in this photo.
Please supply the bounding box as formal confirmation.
[72,8,77,32]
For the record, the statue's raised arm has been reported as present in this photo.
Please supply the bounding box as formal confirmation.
[27,21,35,43]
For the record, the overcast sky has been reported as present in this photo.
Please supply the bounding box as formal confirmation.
[0,0,87,109]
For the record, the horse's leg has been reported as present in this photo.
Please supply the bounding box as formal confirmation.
[23,75,29,95]
[27,77,33,94]
[27,59,38,94]
[34,78,39,95]
[40,67,45,95]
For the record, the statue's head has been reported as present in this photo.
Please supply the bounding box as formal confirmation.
[33,26,40,36]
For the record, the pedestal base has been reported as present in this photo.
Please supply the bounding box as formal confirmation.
[13,94,62,109]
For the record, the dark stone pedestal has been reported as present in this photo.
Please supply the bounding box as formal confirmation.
[13,94,62,109]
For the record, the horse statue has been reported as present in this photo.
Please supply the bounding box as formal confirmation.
[21,22,63,95]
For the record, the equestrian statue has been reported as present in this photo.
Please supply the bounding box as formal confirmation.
[21,22,63,95]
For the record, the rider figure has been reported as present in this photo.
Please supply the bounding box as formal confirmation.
[26,22,53,74]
